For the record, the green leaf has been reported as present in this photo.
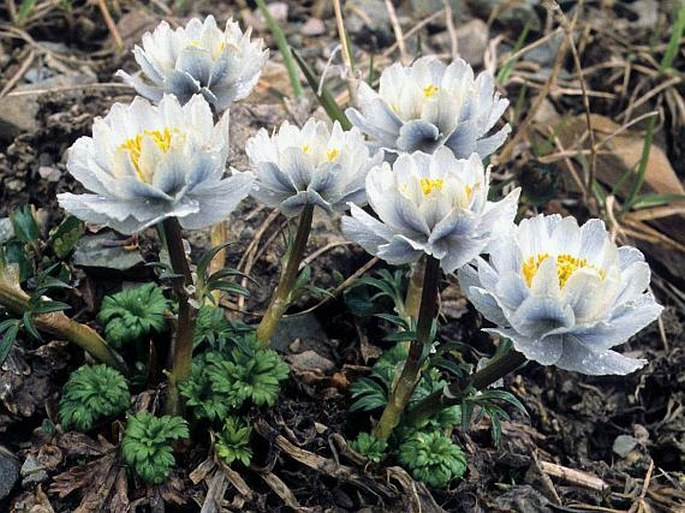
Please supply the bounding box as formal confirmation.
[48,216,84,259]
[10,205,39,244]
[59,364,130,432]
[292,50,352,129]
[0,319,20,365]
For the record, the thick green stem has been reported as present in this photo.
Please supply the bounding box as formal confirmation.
[0,280,127,373]
[163,218,197,416]
[405,350,527,427]
[373,256,441,440]
[403,261,425,322]
[256,205,314,346]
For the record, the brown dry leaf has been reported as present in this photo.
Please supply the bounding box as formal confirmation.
[50,451,128,513]
[10,484,55,513]
[552,114,683,198]
[385,466,448,513]
[55,432,114,458]
[159,473,186,507]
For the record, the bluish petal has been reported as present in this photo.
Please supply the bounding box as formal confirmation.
[495,273,529,312]
[617,246,645,270]
[341,203,395,251]
[571,294,663,350]
[614,261,651,306]
[396,120,441,153]
[163,71,201,104]
[463,286,508,325]
[474,124,510,158]
[555,336,647,375]
[443,121,477,158]
[176,46,213,85]
[115,70,164,103]
[510,295,575,339]
[181,172,253,229]
[485,328,564,366]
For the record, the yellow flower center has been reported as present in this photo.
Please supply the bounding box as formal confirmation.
[326,148,340,161]
[301,144,310,154]
[189,40,225,59]
[423,84,439,98]
[522,253,605,288]
[120,128,174,182]
[420,177,444,195]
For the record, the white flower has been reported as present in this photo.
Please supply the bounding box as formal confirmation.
[346,56,510,158]
[116,16,268,112]
[58,94,253,234]
[246,119,384,217]
[341,147,520,273]
[458,214,663,375]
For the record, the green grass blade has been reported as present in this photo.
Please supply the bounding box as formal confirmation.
[624,114,657,210]
[254,0,303,97]
[660,5,685,72]
[292,50,352,130]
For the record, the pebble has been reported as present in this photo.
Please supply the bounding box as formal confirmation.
[301,17,327,37]
[0,445,20,501]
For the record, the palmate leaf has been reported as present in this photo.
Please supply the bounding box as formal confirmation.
[97,284,170,348]
[349,377,388,412]
[59,364,130,432]
[398,430,467,488]
[215,416,253,466]
[121,412,188,485]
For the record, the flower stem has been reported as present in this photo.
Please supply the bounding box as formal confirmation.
[373,256,441,440]
[256,205,314,346]
[405,349,527,427]
[0,274,127,373]
[163,218,197,416]
[403,261,425,321]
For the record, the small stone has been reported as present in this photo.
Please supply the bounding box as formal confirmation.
[0,218,14,243]
[73,233,144,271]
[613,434,640,458]
[0,445,20,501]
[20,454,49,486]
[252,2,289,31]
[38,166,61,183]
[0,96,39,143]
[301,17,327,37]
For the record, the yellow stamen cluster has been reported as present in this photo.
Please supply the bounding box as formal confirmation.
[522,253,605,288]
[326,148,340,161]
[423,84,439,98]
[120,128,173,182]
[301,144,310,154]
[420,177,444,195]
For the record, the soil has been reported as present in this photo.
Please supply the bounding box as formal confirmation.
[1,1,684,512]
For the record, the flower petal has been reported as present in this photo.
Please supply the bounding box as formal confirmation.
[555,336,647,375]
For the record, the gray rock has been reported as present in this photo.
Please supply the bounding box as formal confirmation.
[301,17,327,37]
[613,434,640,458]
[0,95,39,143]
[20,453,48,487]
[0,445,19,501]
[0,218,14,244]
[0,69,97,143]
[73,233,144,271]
[269,312,329,353]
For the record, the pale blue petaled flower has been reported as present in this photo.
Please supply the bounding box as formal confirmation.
[346,56,510,159]
[116,15,267,112]
[458,214,663,375]
[58,94,254,234]
[341,147,520,273]
[246,119,384,217]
